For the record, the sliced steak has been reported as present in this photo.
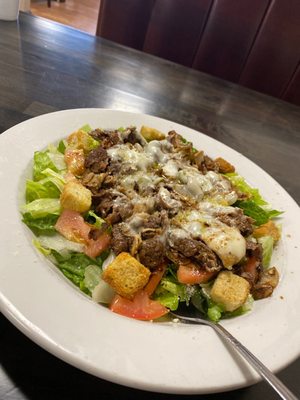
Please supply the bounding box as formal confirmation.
[111,223,133,254]
[216,209,254,236]
[89,129,120,148]
[167,229,221,271]
[123,127,145,145]
[138,236,165,270]
[81,171,106,193]
[85,147,109,173]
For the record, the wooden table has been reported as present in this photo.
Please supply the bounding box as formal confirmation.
[0,12,299,400]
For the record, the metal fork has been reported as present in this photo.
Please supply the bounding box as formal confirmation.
[171,304,298,400]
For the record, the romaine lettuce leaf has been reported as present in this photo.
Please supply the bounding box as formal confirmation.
[21,198,61,219]
[26,168,65,203]
[47,145,66,170]
[154,265,193,310]
[154,292,179,311]
[22,213,59,235]
[57,139,67,154]
[234,200,282,226]
[225,173,267,205]
[85,210,105,229]
[25,180,60,203]
[33,150,58,181]
[84,265,102,292]
[80,124,92,133]
[257,235,274,268]
[35,234,85,256]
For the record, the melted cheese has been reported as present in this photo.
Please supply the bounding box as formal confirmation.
[177,207,246,268]
[201,226,246,269]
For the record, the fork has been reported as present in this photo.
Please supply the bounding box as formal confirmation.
[171,304,298,400]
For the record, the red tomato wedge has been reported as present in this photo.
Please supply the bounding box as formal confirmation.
[177,263,217,284]
[55,210,90,243]
[110,290,168,321]
[144,265,166,296]
[55,209,111,258]
[85,231,111,258]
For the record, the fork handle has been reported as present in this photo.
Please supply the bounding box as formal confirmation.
[212,323,298,400]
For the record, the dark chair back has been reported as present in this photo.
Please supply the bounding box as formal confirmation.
[96,0,300,105]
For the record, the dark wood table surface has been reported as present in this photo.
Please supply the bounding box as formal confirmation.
[0,12,299,400]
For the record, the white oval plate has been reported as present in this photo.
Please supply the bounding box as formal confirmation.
[0,109,299,394]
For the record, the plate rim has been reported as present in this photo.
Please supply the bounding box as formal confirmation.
[1,108,300,394]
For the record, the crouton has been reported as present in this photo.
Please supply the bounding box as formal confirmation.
[60,181,91,213]
[102,252,151,299]
[214,157,235,173]
[210,271,250,312]
[253,221,281,242]
[67,129,99,153]
[64,148,85,175]
[140,125,165,142]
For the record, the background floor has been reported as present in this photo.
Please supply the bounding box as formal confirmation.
[30,0,101,35]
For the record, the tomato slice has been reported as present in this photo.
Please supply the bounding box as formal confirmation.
[55,210,90,243]
[177,263,217,284]
[144,265,166,296]
[85,231,111,258]
[55,209,111,258]
[110,290,168,321]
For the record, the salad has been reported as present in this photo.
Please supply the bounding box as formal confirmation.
[21,124,282,322]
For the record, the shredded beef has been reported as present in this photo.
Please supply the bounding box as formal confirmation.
[85,147,109,173]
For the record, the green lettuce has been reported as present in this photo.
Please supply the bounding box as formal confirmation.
[57,139,67,154]
[257,235,274,268]
[26,167,66,203]
[33,150,59,181]
[85,210,105,229]
[22,213,59,236]
[234,200,282,226]
[154,265,193,311]
[225,173,267,205]
[49,250,108,293]
[84,265,102,293]
[191,287,253,322]
[80,124,92,133]
[21,198,61,219]
[25,180,60,203]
